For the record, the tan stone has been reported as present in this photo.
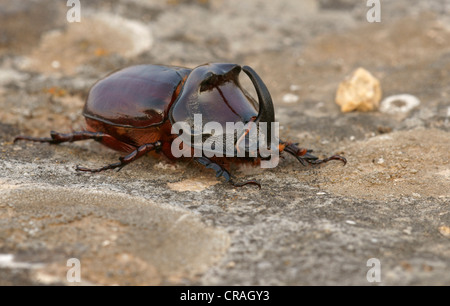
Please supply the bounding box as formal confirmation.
[335,68,382,112]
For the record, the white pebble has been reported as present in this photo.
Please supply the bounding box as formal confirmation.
[403,227,412,235]
[289,84,301,91]
[345,220,356,225]
[380,94,420,114]
[282,93,299,103]
[374,157,384,164]
[51,60,61,69]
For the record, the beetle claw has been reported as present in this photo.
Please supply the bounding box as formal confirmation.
[75,165,89,172]
[297,154,347,166]
[283,142,347,167]
[196,156,259,188]
[309,155,347,166]
[297,156,308,167]
[230,179,261,189]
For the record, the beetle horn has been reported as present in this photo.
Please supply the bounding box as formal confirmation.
[242,66,275,147]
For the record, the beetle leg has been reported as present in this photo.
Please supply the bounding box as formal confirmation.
[14,131,106,144]
[195,156,261,189]
[283,142,347,166]
[14,130,137,153]
[76,141,162,173]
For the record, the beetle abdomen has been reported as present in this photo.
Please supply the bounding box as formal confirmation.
[83,65,191,128]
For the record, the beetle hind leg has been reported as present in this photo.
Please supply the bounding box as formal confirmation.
[15,130,139,154]
[195,156,261,189]
[283,142,347,166]
[14,130,105,144]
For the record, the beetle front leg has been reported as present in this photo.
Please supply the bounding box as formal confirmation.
[195,156,261,189]
[76,141,162,173]
[307,154,347,165]
[283,142,347,166]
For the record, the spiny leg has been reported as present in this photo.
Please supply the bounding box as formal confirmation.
[14,130,136,152]
[283,142,347,166]
[307,154,347,165]
[76,141,162,173]
[14,131,106,144]
[195,156,261,189]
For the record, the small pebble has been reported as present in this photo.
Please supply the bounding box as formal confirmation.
[373,157,384,165]
[335,67,382,112]
[345,220,356,225]
[167,179,218,192]
[379,94,420,114]
[377,126,392,134]
[226,261,236,268]
[289,84,301,91]
[51,60,61,69]
[438,226,450,237]
[282,93,299,103]
[403,227,412,235]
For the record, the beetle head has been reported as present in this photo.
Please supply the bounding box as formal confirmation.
[198,63,242,92]
[169,63,276,156]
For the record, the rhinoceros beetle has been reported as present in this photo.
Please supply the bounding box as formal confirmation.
[14,63,346,188]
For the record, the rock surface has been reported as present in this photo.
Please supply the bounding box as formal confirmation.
[0,0,449,285]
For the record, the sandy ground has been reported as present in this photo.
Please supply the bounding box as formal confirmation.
[0,0,449,285]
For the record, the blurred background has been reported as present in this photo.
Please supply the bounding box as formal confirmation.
[0,0,449,286]
[1,0,449,139]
